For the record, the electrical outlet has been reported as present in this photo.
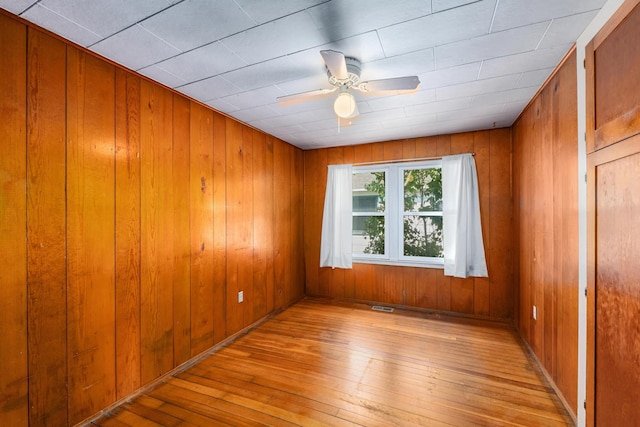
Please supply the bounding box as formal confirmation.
[533,305,537,320]
[238,291,244,303]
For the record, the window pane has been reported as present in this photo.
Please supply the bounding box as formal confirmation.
[352,216,385,255]
[403,215,443,257]
[353,171,385,212]
[403,168,441,212]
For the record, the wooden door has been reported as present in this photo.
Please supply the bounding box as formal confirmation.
[587,136,640,426]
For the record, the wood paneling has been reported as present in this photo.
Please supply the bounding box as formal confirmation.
[171,95,192,366]
[512,50,578,416]
[302,130,513,320]
[591,2,640,149]
[26,29,68,426]
[593,149,640,426]
[212,113,227,345]
[0,11,305,425]
[190,102,215,356]
[66,47,116,424]
[93,299,574,427]
[225,118,248,335]
[0,13,28,427]
[114,69,142,400]
[140,81,175,385]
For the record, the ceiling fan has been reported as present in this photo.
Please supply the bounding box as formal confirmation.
[277,50,421,121]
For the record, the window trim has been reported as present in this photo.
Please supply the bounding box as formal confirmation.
[352,160,444,269]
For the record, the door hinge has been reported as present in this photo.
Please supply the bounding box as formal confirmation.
[584,400,587,410]
[583,59,587,69]
[585,288,588,297]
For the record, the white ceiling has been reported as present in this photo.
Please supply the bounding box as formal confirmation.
[2,0,606,150]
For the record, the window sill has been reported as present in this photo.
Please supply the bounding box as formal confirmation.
[352,258,444,269]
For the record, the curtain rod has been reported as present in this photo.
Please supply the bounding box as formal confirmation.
[352,152,475,167]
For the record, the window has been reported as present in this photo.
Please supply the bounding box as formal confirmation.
[352,161,443,268]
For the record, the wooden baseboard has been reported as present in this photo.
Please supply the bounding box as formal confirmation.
[515,330,578,427]
[74,309,277,426]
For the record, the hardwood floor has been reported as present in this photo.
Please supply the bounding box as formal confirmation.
[91,298,573,426]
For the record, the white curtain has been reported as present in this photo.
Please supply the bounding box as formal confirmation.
[320,164,353,269]
[442,154,488,278]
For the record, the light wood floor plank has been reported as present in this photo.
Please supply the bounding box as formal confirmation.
[91,298,572,426]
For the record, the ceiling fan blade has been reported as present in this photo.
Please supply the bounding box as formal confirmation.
[277,87,337,105]
[357,76,420,92]
[320,50,348,80]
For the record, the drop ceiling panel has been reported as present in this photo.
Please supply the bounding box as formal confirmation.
[0,0,35,14]
[234,0,327,25]
[221,56,311,91]
[155,42,247,83]
[307,0,433,41]
[221,11,327,64]
[179,76,240,101]
[377,1,497,57]
[363,49,435,80]
[21,3,102,46]
[140,0,256,51]
[435,21,550,69]
[515,68,555,89]
[138,64,187,89]
[537,11,600,49]
[92,24,181,71]
[432,0,480,13]
[471,86,539,106]
[35,0,173,40]
[219,86,286,110]
[491,0,607,32]
[435,74,521,102]
[478,45,572,79]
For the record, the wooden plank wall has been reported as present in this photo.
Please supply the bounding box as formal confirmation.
[512,50,579,416]
[303,129,513,320]
[0,13,304,427]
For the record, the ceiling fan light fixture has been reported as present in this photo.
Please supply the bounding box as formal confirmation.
[334,92,357,118]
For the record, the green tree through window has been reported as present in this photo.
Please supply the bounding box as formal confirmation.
[362,168,443,257]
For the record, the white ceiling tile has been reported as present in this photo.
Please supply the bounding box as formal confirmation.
[405,97,473,117]
[471,86,538,106]
[178,76,240,101]
[21,3,102,46]
[432,0,479,13]
[92,24,181,71]
[362,49,435,81]
[0,1,37,14]
[155,42,247,83]
[307,0,432,42]
[232,105,281,123]
[221,56,311,91]
[537,11,599,49]
[417,62,482,89]
[478,44,571,79]
[515,68,554,88]
[437,103,505,122]
[221,11,327,64]
[435,21,549,69]
[381,113,439,130]
[377,0,496,57]
[219,86,286,110]
[141,0,256,51]
[491,0,607,32]
[436,74,520,101]
[205,99,240,114]
[37,0,172,40]
[294,31,387,66]
[276,74,334,97]
[365,89,437,110]
[234,0,326,25]
[137,64,187,89]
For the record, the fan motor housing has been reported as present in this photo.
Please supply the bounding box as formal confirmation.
[327,57,361,87]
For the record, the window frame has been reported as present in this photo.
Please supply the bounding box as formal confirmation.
[352,160,444,269]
